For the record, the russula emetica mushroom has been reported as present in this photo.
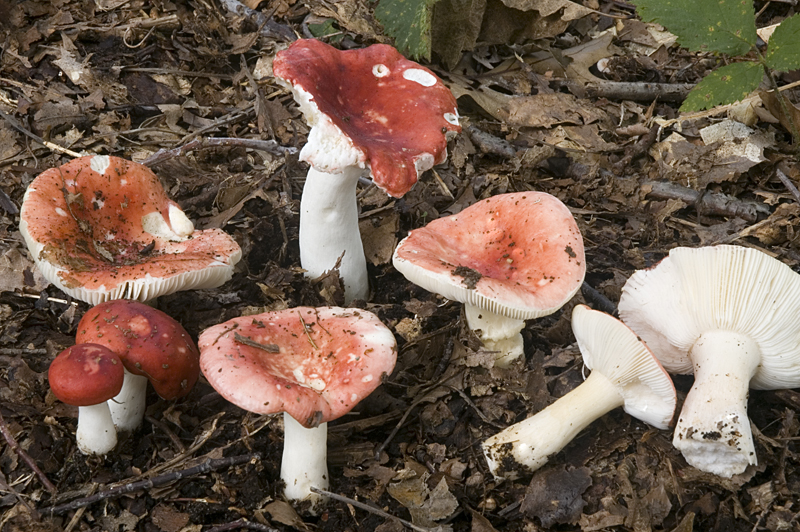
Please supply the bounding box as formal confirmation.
[482,305,675,478]
[19,155,242,304]
[619,244,800,477]
[75,300,200,431]
[273,39,461,303]
[48,343,125,455]
[393,191,585,367]
[198,306,397,513]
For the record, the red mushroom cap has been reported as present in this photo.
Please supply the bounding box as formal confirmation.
[273,39,461,198]
[75,300,200,400]
[49,343,124,406]
[19,155,242,304]
[393,192,586,319]
[198,307,398,428]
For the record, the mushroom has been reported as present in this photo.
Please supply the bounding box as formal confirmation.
[618,244,800,477]
[198,306,397,512]
[48,343,125,455]
[75,299,200,431]
[273,39,461,302]
[392,191,585,367]
[19,155,242,305]
[482,304,676,478]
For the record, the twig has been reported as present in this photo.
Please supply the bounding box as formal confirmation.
[234,332,279,353]
[465,125,516,158]
[374,370,464,460]
[310,487,438,532]
[580,281,617,316]
[142,136,296,167]
[177,106,255,145]
[0,409,56,493]
[775,164,800,205]
[205,519,280,532]
[218,0,296,42]
[41,453,260,515]
[552,80,695,103]
[0,107,85,158]
[641,180,770,222]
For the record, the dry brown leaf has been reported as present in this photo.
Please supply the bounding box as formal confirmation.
[502,0,594,20]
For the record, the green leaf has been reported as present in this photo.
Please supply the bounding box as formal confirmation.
[375,0,439,60]
[681,61,763,111]
[765,14,800,72]
[307,19,344,44]
[630,0,757,56]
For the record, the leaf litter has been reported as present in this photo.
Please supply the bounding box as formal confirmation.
[1,0,800,531]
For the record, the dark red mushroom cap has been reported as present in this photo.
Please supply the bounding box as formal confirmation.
[19,155,242,304]
[75,300,200,400]
[49,344,124,406]
[198,307,398,428]
[273,39,461,198]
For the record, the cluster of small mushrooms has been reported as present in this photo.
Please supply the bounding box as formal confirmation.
[21,38,800,515]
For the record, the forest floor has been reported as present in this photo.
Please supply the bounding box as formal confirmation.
[2,0,800,531]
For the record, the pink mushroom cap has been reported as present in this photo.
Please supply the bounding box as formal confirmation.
[75,300,200,400]
[49,343,124,406]
[273,39,461,198]
[393,192,586,319]
[198,307,398,428]
[19,155,242,304]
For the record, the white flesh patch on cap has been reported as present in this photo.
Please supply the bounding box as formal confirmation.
[168,203,195,237]
[55,207,68,217]
[90,155,111,175]
[141,211,190,242]
[293,86,366,173]
[372,64,390,77]
[403,68,437,87]
[444,112,460,126]
[413,152,436,175]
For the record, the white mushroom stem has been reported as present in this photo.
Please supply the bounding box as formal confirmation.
[107,369,148,432]
[482,369,623,479]
[76,403,118,455]
[673,330,760,477]
[299,166,368,303]
[281,413,329,512]
[465,305,525,368]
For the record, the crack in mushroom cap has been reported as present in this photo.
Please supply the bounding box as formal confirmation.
[618,244,800,390]
[19,155,242,304]
[392,192,586,320]
[198,307,398,428]
[75,300,200,400]
[273,39,461,198]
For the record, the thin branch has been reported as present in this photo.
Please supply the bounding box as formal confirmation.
[0,408,56,493]
[310,487,439,532]
[205,518,281,532]
[641,180,770,222]
[141,136,297,167]
[0,107,85,158]
[41,453,260,514]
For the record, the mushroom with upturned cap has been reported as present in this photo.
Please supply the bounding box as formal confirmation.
[273,39,461,302]
[75,300,200,431]
[19,155,242,305]
[618,244,800,478]
[198,306,397,513]
[48,343,125,455]
[393,191,585,367]
[482,305,676,478]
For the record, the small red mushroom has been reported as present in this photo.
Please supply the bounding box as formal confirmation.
[19,155,242,304]
[273,39,461,302]
[75,300,200,431]
[393,192,586,367]
[198,306,397,513]
[48,343,124,454]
